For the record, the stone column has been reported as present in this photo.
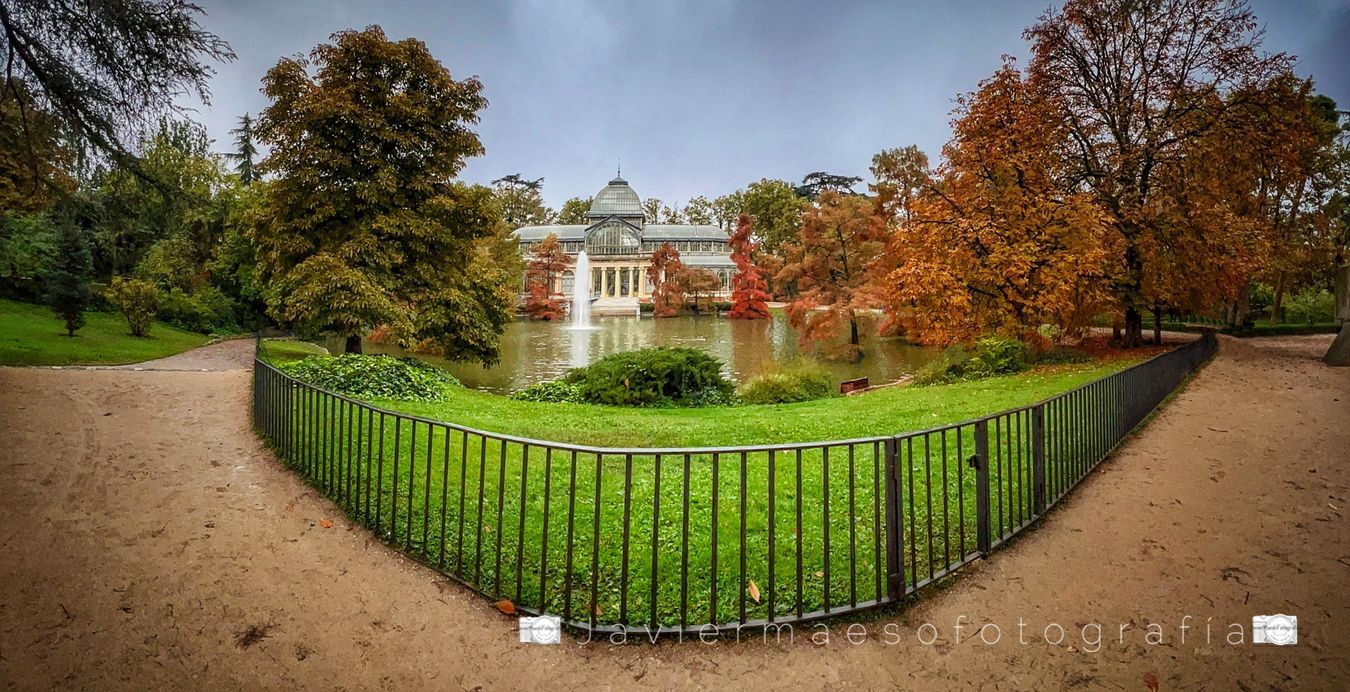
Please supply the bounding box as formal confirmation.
[1324,264,1350,366]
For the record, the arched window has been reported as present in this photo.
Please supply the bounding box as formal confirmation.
[561,270,575,295]
[586,221,641,256]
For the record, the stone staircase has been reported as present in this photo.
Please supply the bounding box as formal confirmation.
[590,296,641,316]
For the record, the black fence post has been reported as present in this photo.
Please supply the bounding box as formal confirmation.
[883,437,904,600]
[973,419,991,557]
[1031,405,1046,516]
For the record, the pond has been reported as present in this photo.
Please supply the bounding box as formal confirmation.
[326,314,945,394]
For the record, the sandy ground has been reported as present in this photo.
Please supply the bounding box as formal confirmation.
[0,335,1347,690]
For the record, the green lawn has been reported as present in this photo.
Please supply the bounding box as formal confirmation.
[257,339,1141,628]
[0,298,210,366]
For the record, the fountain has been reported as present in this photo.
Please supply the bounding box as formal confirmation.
[568,251,594,329]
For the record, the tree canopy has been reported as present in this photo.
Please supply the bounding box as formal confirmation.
[252,26,511,363]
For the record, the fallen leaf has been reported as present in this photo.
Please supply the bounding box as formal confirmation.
[814,571,824,578]
[319,519,333,529]
[495,599,516,615]
[748,580,761,604]
[1066,645,1078,652]
[284,502,294,513]
[1144,672,1159,691]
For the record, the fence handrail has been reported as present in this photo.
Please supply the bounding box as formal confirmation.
[250,331,1218,636]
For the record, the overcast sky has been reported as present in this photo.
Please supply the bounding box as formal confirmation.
[186,0,1350,209]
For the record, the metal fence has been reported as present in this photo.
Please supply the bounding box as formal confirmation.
[251,331,1216,636]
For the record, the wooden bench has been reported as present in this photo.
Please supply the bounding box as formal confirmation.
[840,377,869,395]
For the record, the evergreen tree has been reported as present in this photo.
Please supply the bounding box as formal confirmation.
[228,113,258,184]
[43,217,93,336]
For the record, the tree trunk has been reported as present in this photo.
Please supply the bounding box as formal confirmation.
[849,316,860,346]
[1269,272,1286,327]
[344,334,363,354]
[1123,307,1143,348]
[1152,305,1162,345]
[1111,323,1121,345]
[1231,284,1250,330]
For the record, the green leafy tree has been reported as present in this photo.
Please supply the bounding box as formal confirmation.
[681,195,714,225]
[740,178,806,255]
[712,190,744,230]
[106,276,161,337]
[0,211,55,279]
[557,196,592,224]
[642,197,664,223]
[252,26,510,363]
[227,113,259,184]
[794,172,862,200]
[492,173,554,226]
[42,217,93,336]
[93,119,223,279]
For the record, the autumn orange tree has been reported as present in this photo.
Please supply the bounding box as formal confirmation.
[877,62,1113,346]
[1023,0,1291,346]
[1234,78,1346,326]
[522,233,569,320]
[646,242,684,317]
[777,192,886,361]
[672,265,719,315]
[727,213,770,319]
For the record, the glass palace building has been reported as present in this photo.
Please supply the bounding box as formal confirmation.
[512,176,736,313]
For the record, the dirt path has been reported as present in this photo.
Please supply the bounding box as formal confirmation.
[1,336,1346,690]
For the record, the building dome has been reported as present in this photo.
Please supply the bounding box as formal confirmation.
[588,176,644,218]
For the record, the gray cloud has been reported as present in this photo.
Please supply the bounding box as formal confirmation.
[186,0,1350,208]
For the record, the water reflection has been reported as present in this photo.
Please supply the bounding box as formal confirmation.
[329,314,943,394]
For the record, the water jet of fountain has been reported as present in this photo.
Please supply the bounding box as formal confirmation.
[569,251,593,329]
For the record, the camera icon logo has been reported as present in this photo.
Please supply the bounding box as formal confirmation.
[519,615,562,644]
[1252,614,1297,645]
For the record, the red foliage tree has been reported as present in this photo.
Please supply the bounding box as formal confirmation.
[728,213,771,319]
[522,234,569,320]
[646,242,684,317]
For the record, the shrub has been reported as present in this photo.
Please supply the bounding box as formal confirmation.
[914,336,1029,386]
[1285,287,1335,325]
[738,360,835,404]
[510,380,584,403]
[281,354,459,402]
[106,277,162,337]
[912,345,970,385]
[562,347,733,407]
[161,286,241,334]
[964,336,1028,377]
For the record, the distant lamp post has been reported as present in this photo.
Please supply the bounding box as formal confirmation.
[1325,264,1350,366]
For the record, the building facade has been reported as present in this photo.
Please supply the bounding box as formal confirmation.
[512,176,735,312]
